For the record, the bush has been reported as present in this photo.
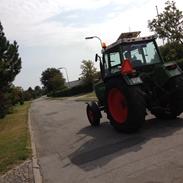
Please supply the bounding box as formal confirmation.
[160,42,183,62]
[49,83,93,97]
[176,58,183,63]
[0,92,13,118]
[0,106,6,118]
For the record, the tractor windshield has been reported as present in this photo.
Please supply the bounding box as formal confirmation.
[122,41,161,67]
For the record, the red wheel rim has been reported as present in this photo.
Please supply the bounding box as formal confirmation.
[108,88,128,124]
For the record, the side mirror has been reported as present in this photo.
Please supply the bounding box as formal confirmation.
[95,54,101,62]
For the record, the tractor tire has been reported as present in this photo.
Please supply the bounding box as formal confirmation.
[154,77,183,120]
[106,79,146,133]
[86,102,101,126]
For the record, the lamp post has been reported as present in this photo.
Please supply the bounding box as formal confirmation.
[85,36,103,48]
[58,67,70,88]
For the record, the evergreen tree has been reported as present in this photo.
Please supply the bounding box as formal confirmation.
[0,21,21,117]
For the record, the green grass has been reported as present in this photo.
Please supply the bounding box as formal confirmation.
[0,102,31,174]
[75,92,97,101]
[46,92,97,101]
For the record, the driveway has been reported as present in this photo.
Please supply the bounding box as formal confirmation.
[30,97,183,183]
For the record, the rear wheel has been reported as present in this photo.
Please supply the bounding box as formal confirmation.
[106,79,146,133]
[154,77,183,119]
[86,102,101,126]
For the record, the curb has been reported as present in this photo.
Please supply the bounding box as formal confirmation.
[74,98,97,102]
[28,108,43,183]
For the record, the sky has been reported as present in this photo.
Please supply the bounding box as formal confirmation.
[0,0,183,89]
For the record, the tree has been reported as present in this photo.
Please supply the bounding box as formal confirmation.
[23,87,33,101]
[159,42,183,62]
[0,90,11,118]
[40,68,66,94]
[148,1,183,44]
[0,21,22,117]
[80,60,97,85]
[34,86,42,98]
[10,86,24,105]
[0,22,22,90]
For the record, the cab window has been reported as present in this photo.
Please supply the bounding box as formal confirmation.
[109,52,121,67]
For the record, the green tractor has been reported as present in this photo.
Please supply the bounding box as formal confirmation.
[86,31,183,133]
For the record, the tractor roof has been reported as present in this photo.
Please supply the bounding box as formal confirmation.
[104,31,157,51]
[117,31,141,40]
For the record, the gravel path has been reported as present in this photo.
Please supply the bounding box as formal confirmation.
[0,160,34,183]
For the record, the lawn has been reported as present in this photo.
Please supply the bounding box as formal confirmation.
[0,102,31,174]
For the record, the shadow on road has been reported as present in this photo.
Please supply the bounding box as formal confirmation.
[68,117,183,171]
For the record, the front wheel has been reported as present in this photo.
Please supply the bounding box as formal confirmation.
[106,79,146,133]
[86,102,101,126]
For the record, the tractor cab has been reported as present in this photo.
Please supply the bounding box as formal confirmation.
[97,31,163,80]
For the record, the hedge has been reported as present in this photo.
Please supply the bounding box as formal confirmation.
[48,83,93,97]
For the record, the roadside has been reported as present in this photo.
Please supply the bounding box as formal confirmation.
[45,92,97,102]
[0,160,33,183]
[0,102,34,182]
[74,92,97,101]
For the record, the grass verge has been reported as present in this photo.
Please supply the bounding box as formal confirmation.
[75,92,97,101]
[0,102,31,174]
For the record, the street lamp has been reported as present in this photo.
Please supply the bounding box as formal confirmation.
[58,67,70,88]
[85,36,106,49]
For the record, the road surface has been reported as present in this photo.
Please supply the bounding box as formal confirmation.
[30,97,183,183]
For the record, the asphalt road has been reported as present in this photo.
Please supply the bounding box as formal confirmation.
[30,97,183,183]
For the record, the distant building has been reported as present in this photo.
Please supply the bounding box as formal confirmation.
[66,79,84,88]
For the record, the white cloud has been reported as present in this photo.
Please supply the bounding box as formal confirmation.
[0,0,165,46]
